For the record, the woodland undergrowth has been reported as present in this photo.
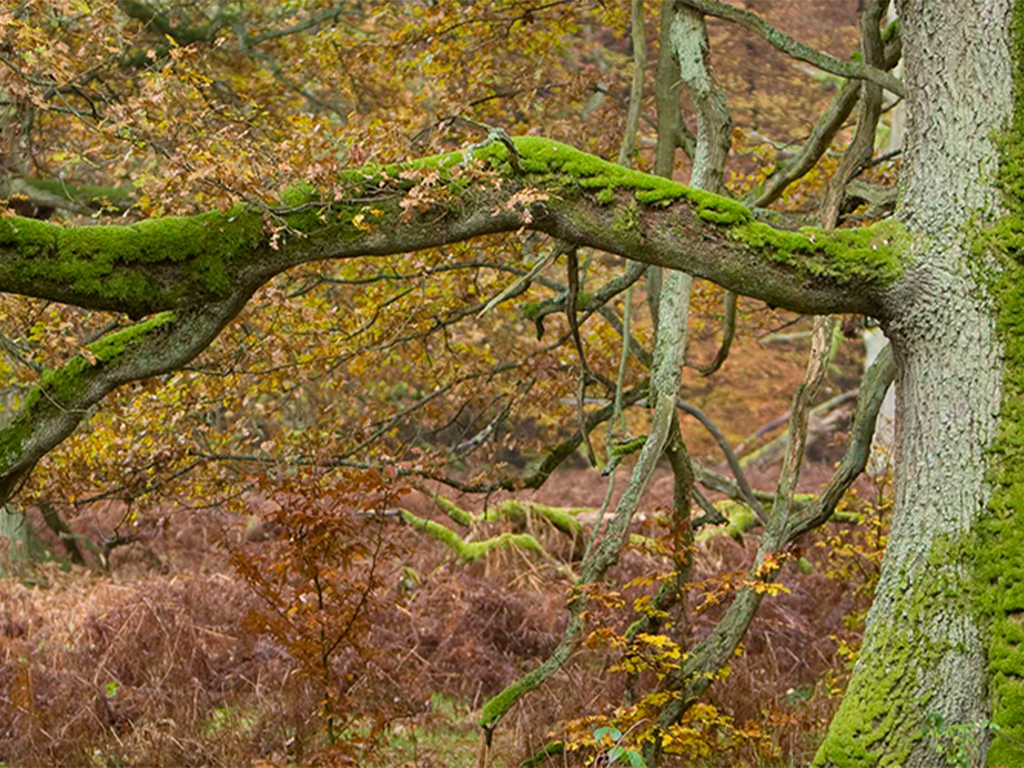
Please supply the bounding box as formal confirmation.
[0,453,892,768]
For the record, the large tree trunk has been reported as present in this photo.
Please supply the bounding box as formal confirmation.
[816,1,1018,766]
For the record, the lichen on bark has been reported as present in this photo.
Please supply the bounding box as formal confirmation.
[812,538,970,767]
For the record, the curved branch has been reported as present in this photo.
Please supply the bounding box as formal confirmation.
[819,0,889,228]
[524,259,646,325]
[676,342,893,708]
[656,315,838,727]
[478,267,692,733]
[783,342,894,539]
[694,465,811,514]
[0,290,253,502]
[735,388,859,459]
[394,509,567,571]
[678,0,904,97]
[743,34,902,209]
[692,289,736,375]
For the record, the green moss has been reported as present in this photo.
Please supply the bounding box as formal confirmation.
[609,435,647,457]
[476,500,585,537]
[471,136,753,222]
[969,4,1024,764]
[430,494,475,528]
[515,501,583,537]
[1,209,264,314]
[277,180,406,239]
[614,201,641,234]
[479,670,545,728]
[519,740,564,768]
[0,313,176,475]
[39,313,177,403]
[520,300,544,319]
[398,509,546,563]
[695,501,757,545]
[729,218,906,285]
[468,137,903,284]
[3,136,904,317]
[279,181,318,209]
[339,135,753,224]
[0,216,58,258]
[424,492,587,537]
[813,536,969,767]
[92,312,177,361]
[881,18,900,44]
[0,410,31,476]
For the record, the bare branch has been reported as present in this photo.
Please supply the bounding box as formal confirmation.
[744,34,902,209]
[677,399,765,521]
[692,290,736,375]
[678,0,904,97]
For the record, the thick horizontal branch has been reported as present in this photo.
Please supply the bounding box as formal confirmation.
[0,137,904,320]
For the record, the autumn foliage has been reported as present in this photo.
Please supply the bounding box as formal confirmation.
[0,1,903,766]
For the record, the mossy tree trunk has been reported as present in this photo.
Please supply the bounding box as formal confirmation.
[814,1,1021,765]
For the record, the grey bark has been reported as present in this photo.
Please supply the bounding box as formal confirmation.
[815,1,1014,765]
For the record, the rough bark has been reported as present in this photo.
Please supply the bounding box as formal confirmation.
[656,315,894,729]
[814,1,1017,765]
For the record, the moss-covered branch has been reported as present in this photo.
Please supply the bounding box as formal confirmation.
[396,509,548,564]
[424,491,588,537]
[1,137,904,320]
[0,290,253,502]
